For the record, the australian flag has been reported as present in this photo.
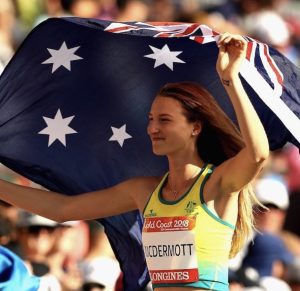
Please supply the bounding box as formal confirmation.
[0,18,299,290]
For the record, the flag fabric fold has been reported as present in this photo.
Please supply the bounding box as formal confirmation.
[0,17,299,290]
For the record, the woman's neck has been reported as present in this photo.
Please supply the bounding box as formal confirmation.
[167,151,204,178]
[165,153,204,200]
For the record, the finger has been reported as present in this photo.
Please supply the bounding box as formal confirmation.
[218,36,237,49]
[217,32,231,46]
[222,39,246,51]
[218,33,246,47]
[228,35,247,47]
[232,39,244,48]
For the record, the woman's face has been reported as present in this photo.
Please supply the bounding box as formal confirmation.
[147,96,199,156]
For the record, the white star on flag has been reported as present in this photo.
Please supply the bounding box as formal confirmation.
[42,41,83,73]
[38,109,77,147]
[109,124,132,147]
[144,44,185,70]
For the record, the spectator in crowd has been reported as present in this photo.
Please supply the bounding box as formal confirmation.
[16,211,62,290]
[0,0,17,66]
[241,175,299,290]
[282,145,300,238]
[0,200,19,226]
[254,175,290,234]
[229,174,295,290]
[47,220,87,291]
[34,0,73,26]
[242,232,293,280]
[115,0,149,22]
[0,215,16,249]
[80,256,121,291]
[68,0,102,18]
[79,221,121,291]
[147,0,175,22]
[287,259,300,291]
[262,148,300,260]
[35,0,105,25]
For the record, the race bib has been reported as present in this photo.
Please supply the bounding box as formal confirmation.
[142,216,199,284]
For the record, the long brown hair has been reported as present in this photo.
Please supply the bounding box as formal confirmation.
[158,81,259,257]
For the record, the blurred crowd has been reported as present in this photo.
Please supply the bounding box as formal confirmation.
[0,0,300,290]
[0,0,300,74]
[228,145,300,291]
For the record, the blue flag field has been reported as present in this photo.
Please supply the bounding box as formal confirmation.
[0,18,299,290]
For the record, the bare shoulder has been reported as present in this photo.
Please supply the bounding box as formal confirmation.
[126,176,161,212]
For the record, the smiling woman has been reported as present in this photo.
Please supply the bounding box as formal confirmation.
[142,76,267,290]
[0,33,269,291]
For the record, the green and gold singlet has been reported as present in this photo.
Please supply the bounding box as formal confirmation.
[142,164,235,291]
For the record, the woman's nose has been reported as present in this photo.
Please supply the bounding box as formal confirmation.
[147,122,160,135]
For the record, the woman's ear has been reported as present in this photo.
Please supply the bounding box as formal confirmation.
[192,122,202,136]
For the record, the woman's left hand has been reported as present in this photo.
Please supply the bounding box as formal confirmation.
[216,33,247,81]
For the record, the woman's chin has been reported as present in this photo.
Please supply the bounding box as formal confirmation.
[152,146,166,156]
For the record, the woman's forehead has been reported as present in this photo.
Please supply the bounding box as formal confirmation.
[150,96,182,112]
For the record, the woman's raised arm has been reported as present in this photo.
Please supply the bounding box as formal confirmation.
[216,33,269,193]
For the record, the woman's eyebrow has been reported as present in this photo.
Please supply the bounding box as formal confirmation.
[157,113,173,117]
[148,113,173,117]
